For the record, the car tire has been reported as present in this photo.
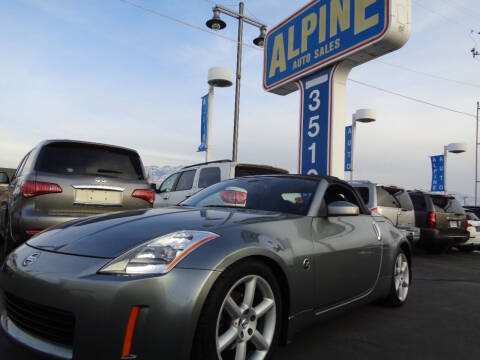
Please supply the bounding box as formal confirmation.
[425,245,446,254]
[192,260,282,360]
[384,250,410,307]
[457,245,474,253]
[2,216,13,261]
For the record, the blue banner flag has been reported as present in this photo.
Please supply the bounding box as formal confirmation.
[197,94,209,152]
[431,155,445,192]
[345,126,353,171]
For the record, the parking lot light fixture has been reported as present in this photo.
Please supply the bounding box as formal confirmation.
[443,142,467,195]
[205,2,267,162]
[350,109,377,181]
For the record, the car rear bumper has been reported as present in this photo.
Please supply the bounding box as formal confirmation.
[0,244,219,360]
[419,228,469,248]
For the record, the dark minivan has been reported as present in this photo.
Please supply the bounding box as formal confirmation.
[0,140,154,258]
[408,191,469,253]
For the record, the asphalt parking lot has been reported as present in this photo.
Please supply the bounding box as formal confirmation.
[1,250,479,360]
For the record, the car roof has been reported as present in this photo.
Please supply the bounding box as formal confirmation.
[38,139,139,154]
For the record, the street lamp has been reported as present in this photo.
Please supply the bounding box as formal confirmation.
[350,109,376,181]
[206,2,267,162]
[205,67,234,162]
[443,142,467,194]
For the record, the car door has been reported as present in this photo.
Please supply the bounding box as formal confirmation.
[154,173,180,208]
[376,186,401,226]
[395,190,415,230]
[313,183,382,310]
[165,169,197,206]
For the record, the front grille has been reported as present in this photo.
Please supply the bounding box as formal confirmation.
[3,291,75,346]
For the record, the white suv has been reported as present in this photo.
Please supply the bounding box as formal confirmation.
[349,180,420,244]
[153,160,288,208]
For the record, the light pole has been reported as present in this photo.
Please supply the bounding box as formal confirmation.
[475,101,479,205]
[443,143,467,195]
[206,3,267,162]
[205,67,233,162]
[350,109,376,181]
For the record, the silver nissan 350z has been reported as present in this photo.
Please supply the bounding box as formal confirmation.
[0,175,412,360]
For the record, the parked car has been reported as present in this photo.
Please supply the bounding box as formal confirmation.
[0,140,155,259]
[0,175,411,360]
[349,181,420,244]
[0,171,9,196]
[153,160,288,207]
[457,211,480,252]
[463,205,480,219]
[408,191,469,253]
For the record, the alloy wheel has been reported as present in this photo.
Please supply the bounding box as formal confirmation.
[394,253,410,302]
[216,275,276,360]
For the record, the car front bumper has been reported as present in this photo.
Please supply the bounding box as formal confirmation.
[0,244,219,360]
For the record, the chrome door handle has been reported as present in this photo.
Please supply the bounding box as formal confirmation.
[163,194,170,200]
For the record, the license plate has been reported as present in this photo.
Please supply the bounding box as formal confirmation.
[75,189,122,205]
[450,221,458,228]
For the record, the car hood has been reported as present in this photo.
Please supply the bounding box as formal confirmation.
[27,206,294,258]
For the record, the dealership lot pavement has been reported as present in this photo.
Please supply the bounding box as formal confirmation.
[1,250,479,360]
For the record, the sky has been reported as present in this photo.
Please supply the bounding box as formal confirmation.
[0,0,479,202]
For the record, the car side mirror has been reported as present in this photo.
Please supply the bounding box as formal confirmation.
[0,172,9,185]
[328,201,359,216]
[150,183,157,190]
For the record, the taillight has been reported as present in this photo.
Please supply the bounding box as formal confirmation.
[370,208,378,213]
[132,189,155,204]
[428,212,436,228]
[467,221,472,228]
[220,190,247,205]
[22,181,62,198]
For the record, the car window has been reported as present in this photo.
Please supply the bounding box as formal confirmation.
[35,143,144,180]
[377,187,400,208]
[431,196,465,214]
[323,184,363,209]
[393,190,414,211]
[182,177,318,216]
[198,167,221,189]
[409,193,427,211]
[159,173,179,193]
[0,172,9,184]
[354,187,369,205]
[14,153,30,180]
[175,170,196,191]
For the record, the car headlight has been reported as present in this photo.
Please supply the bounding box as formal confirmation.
[98,230,219,275]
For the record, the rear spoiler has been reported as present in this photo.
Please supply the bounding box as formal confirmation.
[234,163,289,174]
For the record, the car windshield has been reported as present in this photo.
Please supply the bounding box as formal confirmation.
[181,177,318,215]
[35,143,145,180]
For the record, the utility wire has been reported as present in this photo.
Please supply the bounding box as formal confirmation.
[118,0,259,49]
[412,0,478,32]
[348,79,476,118]
[118,0,477,117]
[373,59,480,89]
[438,0,480,18]
[436,0,480,21]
